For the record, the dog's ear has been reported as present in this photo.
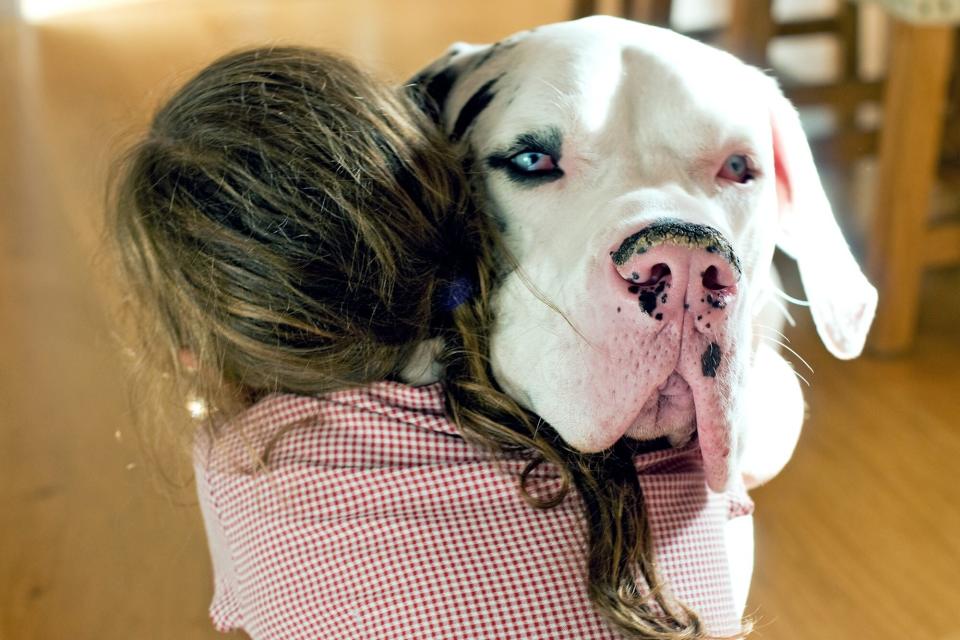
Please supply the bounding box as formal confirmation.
[766,79,878,359]
[406,42,491,127]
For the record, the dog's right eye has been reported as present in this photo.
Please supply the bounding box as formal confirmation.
[510,151,557,173]
[486,128,565,185]
[487,149,564,185]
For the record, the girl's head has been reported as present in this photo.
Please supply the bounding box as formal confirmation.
[112,47,485,410]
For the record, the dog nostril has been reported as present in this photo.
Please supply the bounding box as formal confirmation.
[635,263,671,285]
[701,265,730,290]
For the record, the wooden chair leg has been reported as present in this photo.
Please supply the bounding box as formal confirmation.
[839,3,860,82]
[621,0,672,27]
[941,27,960,166]
[572,0,673,26]
[835,2,861,135]
[724,0,773,66]
[572,0,597,19]
[868,21,955,354]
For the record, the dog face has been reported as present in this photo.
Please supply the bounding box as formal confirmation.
[411,17,876,491]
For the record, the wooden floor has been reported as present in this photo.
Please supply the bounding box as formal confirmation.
[0,2,957,639]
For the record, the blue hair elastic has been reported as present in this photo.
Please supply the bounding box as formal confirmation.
[440,276,474,312]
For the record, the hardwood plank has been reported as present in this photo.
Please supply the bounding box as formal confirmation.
[747,264,960,640]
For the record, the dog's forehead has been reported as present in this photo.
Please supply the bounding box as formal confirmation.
[443,17,764,153]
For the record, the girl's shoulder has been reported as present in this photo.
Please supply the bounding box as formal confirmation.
[194,381,474,476]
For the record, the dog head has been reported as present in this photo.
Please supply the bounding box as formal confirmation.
[410,16,877,491]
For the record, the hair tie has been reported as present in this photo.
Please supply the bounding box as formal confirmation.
[439,276,474,312]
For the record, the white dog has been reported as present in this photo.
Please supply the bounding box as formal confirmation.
[406,16,877,615]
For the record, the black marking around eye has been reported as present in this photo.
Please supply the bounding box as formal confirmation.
[459,151,510,235]
[486,197,510,234]
[701,343,722,377]
[451,76,500,142]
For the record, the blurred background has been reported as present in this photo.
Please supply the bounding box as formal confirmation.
[1,0,958,638]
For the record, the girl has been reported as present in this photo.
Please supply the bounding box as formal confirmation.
[109,47,749,639]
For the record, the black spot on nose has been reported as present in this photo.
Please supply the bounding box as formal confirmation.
[705,293,726,309]
[639,290,657,315]
[701,342,722,377]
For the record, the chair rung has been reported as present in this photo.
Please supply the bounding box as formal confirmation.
[775,18,840,38]
[925,224,960,268]
[810,129,878,162]
[785,81,883,108]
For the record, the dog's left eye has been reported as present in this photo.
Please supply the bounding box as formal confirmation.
[718,154,753,183]
[510,151,557,173]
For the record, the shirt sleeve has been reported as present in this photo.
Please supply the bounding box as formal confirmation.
[194,441,245,632]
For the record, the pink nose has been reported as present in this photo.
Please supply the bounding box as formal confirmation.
[611,222,739,326]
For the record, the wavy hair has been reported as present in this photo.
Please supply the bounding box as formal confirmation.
[108,46,744,639]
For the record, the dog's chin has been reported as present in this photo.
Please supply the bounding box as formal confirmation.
[625,373,698,447]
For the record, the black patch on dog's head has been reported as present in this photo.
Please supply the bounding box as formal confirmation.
[472,46,499,71]
[451,76,500,142]
[469,39,519,73]
[408,66,459,124]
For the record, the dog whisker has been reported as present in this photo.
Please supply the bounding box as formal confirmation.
[789,365,810,387]
[759,335,814,375]
[758,335,812,387]
[767,295,797,327]
[513,265,595,349]
[754,324,791,344]
[770,285,810,307]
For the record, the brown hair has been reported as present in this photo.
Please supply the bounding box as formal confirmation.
[108,46,743,639]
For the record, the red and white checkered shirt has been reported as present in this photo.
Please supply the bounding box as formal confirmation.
[195,381,752,639]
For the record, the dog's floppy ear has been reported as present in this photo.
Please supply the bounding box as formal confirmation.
[406,42,491,127]
[766,79,878,359]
